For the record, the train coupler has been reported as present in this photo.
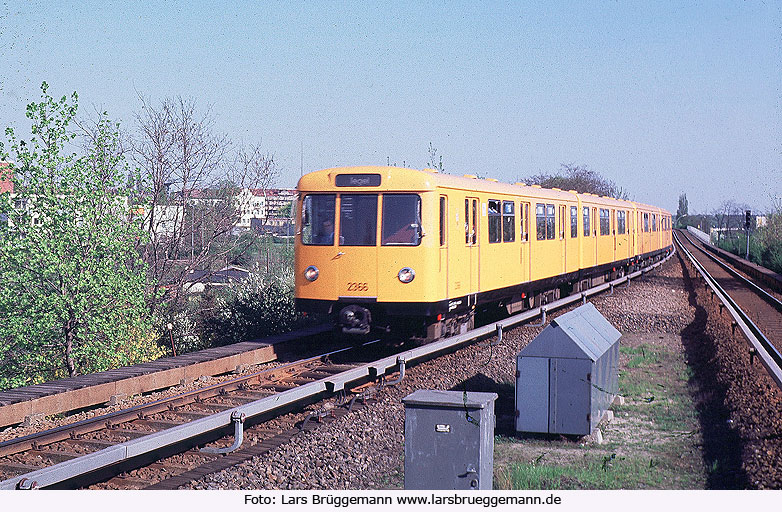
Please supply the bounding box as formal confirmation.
[339,305,372,335]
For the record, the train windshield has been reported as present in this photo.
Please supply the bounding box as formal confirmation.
[339,194,378,246]
[382,194,422,246]
[301,194,336,245]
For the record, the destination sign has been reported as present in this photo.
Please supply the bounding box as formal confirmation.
[335,174,381,187]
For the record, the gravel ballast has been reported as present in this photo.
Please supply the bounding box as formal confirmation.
[187,254,778,490]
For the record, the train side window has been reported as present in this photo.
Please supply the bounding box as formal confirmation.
[340,194,378,246]
[439,196,446,246]
[488,199,501,243]
[301,194,336,246]
[503,201,515,242]
[643,213,649,232]
[520,202,529,242]
[536,204,545,240]
[617,210,626,235]
[559,205,565,239]
[652,213,657,232]
[471,199,477,244]
[583,206,590,236]
[382,194,421,246]
[465,199,470,243]
[546,204,555,240]
[600,208,610,236]
[570,206,577,238]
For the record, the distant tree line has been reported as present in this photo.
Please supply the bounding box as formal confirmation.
[521,164,630,199]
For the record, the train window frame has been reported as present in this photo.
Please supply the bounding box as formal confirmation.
[583,206,590,237]
[488,199,501,243]
[570,206,578,238]
[381,194,422,246]
[502,201,515,242]
[465,199,470,244]
[617,210,626,235]
[339,194,378,247]
[536,204,545,241]
[536,203,556,240]
[599,208,610,236]
[520,202,529,242]
[643,213,649,232]
[471,199,478,245]
[559,205,565,239]
[652,213,657,232]
[439,196,446,246]
[301,193,336,246]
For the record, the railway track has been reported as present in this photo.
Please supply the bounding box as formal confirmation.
[674,229,782,387]
[0,324,334,429]
[0,251,674,490]
[0,343,378,490]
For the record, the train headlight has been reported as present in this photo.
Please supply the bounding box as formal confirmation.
[398,267,415,283]
[304,265,319,282]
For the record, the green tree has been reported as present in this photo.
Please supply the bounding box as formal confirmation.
[426,142,446,173]
[676,193,688,225]
[0,83,163,389]
[522,164,629,199]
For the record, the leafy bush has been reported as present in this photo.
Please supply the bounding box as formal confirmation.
[201,267,298,347]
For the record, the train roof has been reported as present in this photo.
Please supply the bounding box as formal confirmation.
[297,166,668,214]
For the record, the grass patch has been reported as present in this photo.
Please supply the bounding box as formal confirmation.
[495,453,666,489]
[621,344,662,368]
[493,335,705,489]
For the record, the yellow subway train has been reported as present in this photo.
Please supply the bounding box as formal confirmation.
[294,166,672,340]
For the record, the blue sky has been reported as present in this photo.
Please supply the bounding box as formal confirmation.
[1,1,779,214]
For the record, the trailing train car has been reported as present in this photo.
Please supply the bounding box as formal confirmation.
[294,166,672,340]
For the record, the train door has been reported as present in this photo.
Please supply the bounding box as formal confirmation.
[611,209,617,262]
[467,197,479,296]
[439,195,448,298]
[520,201,530,282]
[336,194,378,299]
[592,207,598,263]
[639,212,645,254]
[560,204,567,272]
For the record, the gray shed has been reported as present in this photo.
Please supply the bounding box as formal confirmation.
[515,303,620,436]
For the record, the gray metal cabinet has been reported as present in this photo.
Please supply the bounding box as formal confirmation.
[515,303,620,436]
[403,390,497,490]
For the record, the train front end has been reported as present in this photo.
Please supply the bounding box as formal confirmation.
[294,166,440,336]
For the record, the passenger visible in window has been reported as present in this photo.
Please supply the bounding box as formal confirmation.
[314,219,335,245]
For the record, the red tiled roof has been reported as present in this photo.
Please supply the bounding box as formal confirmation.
[0,162,13,194]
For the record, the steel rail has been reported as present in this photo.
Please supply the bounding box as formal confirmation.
[673,230,782,388]
[0,247,674,490]
[0,346,349,459]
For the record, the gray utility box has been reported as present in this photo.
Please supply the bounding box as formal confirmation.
[403,390,497,490]
[515,303,620,436]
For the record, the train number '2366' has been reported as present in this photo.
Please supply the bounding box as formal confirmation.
[346,282,369,292]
